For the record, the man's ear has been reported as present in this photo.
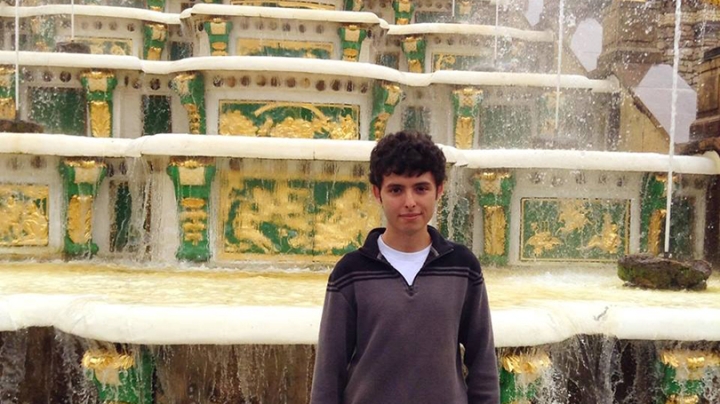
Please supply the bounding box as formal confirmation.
[435,183,444,200]
[372,185,382,202]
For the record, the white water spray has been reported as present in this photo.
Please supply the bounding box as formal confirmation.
[665,0,682,256]
[14,0,19,119]
[554,0,564,135]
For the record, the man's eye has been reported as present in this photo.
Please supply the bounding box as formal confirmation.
[389,188,401,194]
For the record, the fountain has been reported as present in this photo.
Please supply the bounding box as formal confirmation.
[0,0,720,402]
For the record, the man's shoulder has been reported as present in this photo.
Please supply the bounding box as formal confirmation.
[326,249,390,290]
[436,240,483,274]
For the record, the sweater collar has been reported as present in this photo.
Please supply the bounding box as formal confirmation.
[358,225,453,260]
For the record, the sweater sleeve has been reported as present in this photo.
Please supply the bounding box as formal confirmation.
[461,272,500,404]
[310,287,357,404]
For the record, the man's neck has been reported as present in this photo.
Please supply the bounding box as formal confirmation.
[381,228,432,253]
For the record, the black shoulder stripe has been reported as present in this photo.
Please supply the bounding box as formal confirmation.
[328,272,400,291]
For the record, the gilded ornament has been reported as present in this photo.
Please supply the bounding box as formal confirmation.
[665,395,700,404]
[327,115,359,140]
[557,200,590,235]
[178,166,208,186]
[434,54,456,71]
[0,98,16,120]
[458,0,471,14]
[82,70,115,92]
[402,37,418,52]
[147,47,163,60]
[82,350,135,370]
[210,19,228,35]
[89,101,112,137]
[343,48,359,61]
[648,209,666,256]
[181,197,206,210]
[180,197,207,245]
[454,116,474,149]
[397,0,412,12]
[150,24,167,41]
[408,59,423,73]
[172,73,197,95]
[396,18,409,25]
[219,110,258,136]
[67,195,94,244]
[0,66,14,87]
[477,171,510,195]
[344,25,361,42]
[0,185,49,246]
[314,187,380,253]
[74,166,103,184]
[383,85,402,105]
[501,351,552,379]
[483,205,506,256]
[586,213,621,254]
[526,222,562,256]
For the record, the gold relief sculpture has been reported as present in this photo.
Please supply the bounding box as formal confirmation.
[373,112,391,139]
[89,101,112,137]
[82,350,134,386]
[181,197,207,245]
[557,200,590,235]
[586,213,621,254]
[648,209,666,256]
[344,25,361,42]
[0,66,15,87]
[407,59,422,73]
[178,166,208,186]
[231,0,335,9]
[477,171,510,195]
[343,48,359,61]
[458,0,471,14]
[77,39,132,56]
[0,185,49,246]
[67,195,94,244]
[228,182,313,253]
[402,37,418,52]
[0,98,16,120]
[397,0,412,12]
[660,350,720,375]
[314,187,381,253]
[501,351,552,381]
[454,116,474,149]
[172,74,195,96]
[184,104,202,134]
[219,110,258,136]
[327,115,359,139]
[434,54,456,71]
[236,39,333,57]
[82,70,117,91]
[526,222,562,256]
[483,206,506,256]
[147,46,163,61]
[384,85,402,105]
[665,396,700,404]
[210,18,229,35]
[268,116,323,138]
[150,24,167,41]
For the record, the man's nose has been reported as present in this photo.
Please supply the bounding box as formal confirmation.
[404,190,416,207]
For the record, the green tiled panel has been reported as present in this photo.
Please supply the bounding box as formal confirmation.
[376,53,400,69]
[111,182,132,252]
[142,95,171,136]
[520,198,630,262]
[170,42,193,61]
[402,106,430,134]
[30,88,86,136]
[481,105,532,148]
[223,178,374,258]
[669,196,695,260]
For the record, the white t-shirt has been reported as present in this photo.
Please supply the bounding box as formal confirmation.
[378,235,431,286]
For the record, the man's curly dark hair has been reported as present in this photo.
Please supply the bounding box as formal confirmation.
[369,131,446,188]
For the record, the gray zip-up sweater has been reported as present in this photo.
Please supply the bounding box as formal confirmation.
[311,226,499,404]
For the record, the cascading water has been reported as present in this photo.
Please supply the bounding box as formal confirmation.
[0,0,719,403]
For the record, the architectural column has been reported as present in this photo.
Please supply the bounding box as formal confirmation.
[369,82,403,140]
[0,66,16,120]
[402,36,426,73]
[452,87,482,149]
[166,157,216,262]
[204,18,233,56]
[143,23,168,60]
[80,71,118,138]
[338,25,367,62]
[499,349,552,404]
[640,173,674,255]
[475,171,514,266]
[82,347,154,404]
[657,349,719,404]
[392,0,414,24]
[171,72,206,134]
[59,159,107,258]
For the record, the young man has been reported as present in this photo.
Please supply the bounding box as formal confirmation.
[311,131,499,404]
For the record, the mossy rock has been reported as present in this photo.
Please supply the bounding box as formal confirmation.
[617,254,711,290]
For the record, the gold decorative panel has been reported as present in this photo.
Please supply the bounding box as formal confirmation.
[0,185,49,246]
[219,161,381,261]
[520,198,630,262]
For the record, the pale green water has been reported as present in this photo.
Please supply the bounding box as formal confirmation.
[0,261,717,310]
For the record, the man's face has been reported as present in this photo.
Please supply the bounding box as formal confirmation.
[372,172,444,237]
